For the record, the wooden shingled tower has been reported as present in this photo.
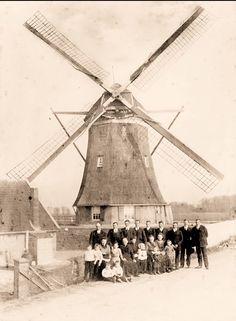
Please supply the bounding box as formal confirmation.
[73,88,168,223]
[7,7,223,225]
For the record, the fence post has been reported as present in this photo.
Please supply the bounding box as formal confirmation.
[13,259,20,299]
[25,230,29,250]
[13,258,30,299]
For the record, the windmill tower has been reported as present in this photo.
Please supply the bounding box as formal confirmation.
[7,7,223,226]
[73,87,168,224]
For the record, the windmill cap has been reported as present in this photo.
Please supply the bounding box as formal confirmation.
[111,83,121,90]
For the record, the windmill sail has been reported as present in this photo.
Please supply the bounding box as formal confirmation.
[118,94,223,193]
[7,100,106,182]
[11,6,223,197]
[153,138,220,193]
[129,6,211,90]
[7,115,85,182]
[24,11,109,87]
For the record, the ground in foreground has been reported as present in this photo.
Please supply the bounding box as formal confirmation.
[0,248,235,321]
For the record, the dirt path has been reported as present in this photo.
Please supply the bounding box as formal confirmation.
[0,248,235,321]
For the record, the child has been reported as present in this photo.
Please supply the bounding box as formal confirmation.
[165,239,175,272]
[112,260,126,282]
[93,243,103,280]
[137,243,147,274]
[147,235,158,274]
[102,262,116,282]
[84,245,95,282]
[155,233,167,274]
[111,241,124,265]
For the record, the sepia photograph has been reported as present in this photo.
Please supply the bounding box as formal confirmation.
[0,1,235,321]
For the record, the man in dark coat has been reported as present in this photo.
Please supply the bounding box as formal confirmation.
[107,222,122,246]
[121,219,135,242]
[155,221,168,241]
[133,220,147,244]
[144,220,156,242]
[180,219,193,268]
[191,219,209,269]
[166,222,183,269]
[89,222,107,248]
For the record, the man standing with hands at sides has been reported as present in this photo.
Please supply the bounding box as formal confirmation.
[107,221,122,246]
[89,222,107,248]
[144,220,155,242]
[166,222,183,269]
[192,219,209,269]
[155,221,168,242]
[134,220,147,244]
[180,219,193,268]
[121,219,135,242]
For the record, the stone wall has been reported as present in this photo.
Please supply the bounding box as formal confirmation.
[56,227,97,251]
[56,220,236,251]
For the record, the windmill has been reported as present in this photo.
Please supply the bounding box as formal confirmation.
[7,6,223,225]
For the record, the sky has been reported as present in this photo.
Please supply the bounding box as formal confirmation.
[0,1,236,208]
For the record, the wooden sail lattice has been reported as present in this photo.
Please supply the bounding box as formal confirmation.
[156,138,220,193]
[24,11,109,82]
[7,116,85,181]
[131,117,221,193]
[131,10,212,90]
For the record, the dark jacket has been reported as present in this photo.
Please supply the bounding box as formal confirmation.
[89,230,107,248]
[179,226,192,247]
[155,227,168,241]
[191,225,208,247]
[107,229,122,245]
[166,229,183,247]
[133,228,147,244]
[144,227,156,241]
[120,244,134,260]
[128,242,139,256]
[121,227,135,242]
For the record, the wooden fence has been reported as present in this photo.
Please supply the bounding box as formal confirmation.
[52,215,76,226]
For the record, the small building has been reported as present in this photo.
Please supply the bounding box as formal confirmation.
[0,180,58,232]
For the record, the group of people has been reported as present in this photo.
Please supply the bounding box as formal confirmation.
[83,218,209,283]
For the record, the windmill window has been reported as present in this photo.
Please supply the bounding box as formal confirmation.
[93,213,101,220]
[91,207,101,221]
[97,156,103,168]
[144,156,149,168]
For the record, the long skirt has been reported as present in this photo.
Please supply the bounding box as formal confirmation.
[121,259,139,277]
[154,254,167,273]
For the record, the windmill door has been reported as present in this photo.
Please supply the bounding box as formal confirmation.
[118,206,135,223]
